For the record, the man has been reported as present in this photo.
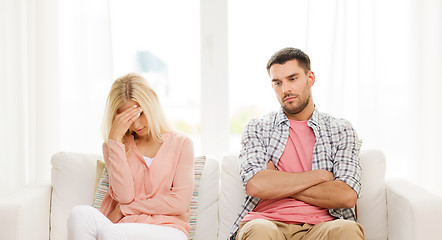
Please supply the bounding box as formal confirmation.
[230,47,364,240]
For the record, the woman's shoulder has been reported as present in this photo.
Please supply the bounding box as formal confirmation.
[166,130,191,141]
[165,131,193,148]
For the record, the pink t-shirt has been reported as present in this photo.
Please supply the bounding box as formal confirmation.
[243,120,335,224]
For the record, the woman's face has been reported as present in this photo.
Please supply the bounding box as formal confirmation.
[117,100,149,137]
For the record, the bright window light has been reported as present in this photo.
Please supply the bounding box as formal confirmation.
[109,0,201,154]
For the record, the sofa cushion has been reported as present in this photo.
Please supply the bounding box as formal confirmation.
[189,156,207,239]
[91,161,108,210]
[95,160,106,192]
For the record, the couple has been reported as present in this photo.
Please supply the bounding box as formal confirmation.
[68,47,364,240]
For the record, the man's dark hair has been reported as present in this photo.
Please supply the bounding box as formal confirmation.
[266,47,311,74]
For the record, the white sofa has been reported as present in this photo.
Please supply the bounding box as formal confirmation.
[1,149,441,240]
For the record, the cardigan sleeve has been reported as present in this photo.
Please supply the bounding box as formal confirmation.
[120,137,194,215]
[102,139,135,204]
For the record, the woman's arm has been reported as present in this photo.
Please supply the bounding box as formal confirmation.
[102,140,135,204]
[107,204,124,223]
[103,105,143,204]
[120,138,194,216]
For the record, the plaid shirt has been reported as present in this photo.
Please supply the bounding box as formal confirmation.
[229,107,362,239]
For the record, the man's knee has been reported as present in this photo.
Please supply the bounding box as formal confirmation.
[238,219,281,240]
[328,219,364,239]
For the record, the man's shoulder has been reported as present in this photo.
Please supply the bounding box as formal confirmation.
[244,111,280,129]
[316,111,355,131]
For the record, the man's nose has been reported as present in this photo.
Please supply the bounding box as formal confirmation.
[282,82,292,94]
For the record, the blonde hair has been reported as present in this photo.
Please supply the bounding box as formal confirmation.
[102,72,172,143]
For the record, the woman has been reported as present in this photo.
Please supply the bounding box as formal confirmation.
[68,73,194,240]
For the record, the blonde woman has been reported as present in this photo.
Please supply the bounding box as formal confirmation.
[68,73,194,240]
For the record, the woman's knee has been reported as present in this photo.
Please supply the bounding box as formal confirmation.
[68,206,101,240]
[97,224,124,240]
[68,206,93,224]
[68,205,108,229]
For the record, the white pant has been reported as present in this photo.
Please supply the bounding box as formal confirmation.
[67,205,188,240]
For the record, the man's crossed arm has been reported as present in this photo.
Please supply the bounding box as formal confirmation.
[245,161,357,209]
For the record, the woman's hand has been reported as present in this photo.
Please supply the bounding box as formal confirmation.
[109,105,142,142]
[108,204,124,223]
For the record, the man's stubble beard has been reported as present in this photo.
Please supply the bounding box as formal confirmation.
[281,92,311,115]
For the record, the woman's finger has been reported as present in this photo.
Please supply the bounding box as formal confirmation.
[128,108,143,122]
[118,106,141,123]
[109,106,141,141]
[128,112,141,124]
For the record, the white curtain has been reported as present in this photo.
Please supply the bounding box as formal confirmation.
[0,0,60,197]
[306,0,442,197]
[1,0,441,198]
[0,0,113,197]
[58,0,113,154]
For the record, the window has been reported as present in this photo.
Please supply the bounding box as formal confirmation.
[228,0,310,152]
[110,0,201,153]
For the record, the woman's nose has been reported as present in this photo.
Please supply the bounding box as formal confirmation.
[131,118,141,128]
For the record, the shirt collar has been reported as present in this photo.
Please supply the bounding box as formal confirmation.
[276,106,321,128]
[308,106,321,128]
[276,108,289,126]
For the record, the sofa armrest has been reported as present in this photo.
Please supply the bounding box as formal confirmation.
[386,178,442,240]
[0,184,51,240]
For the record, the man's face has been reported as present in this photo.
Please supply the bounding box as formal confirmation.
[269,59,315,116]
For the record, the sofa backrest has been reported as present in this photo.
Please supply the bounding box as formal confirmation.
[218,149,388,240]
[357,149,388,240]
[50,149,387,240]
[51,152,99,240]
[218,154,247,240]
[194,156,220,240]
[50,152,220,240]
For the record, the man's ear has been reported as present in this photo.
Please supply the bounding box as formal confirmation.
[308,71,315,87]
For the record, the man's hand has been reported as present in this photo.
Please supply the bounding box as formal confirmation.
[317,169,334,182]
[108,204,124,223]
[266,161,276,170]
[108,105,143,142]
